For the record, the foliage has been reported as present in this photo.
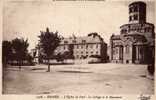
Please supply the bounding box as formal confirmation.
[2,38,30,69]
[55,50,74,62]
[63,51,74,59]
[68,44,74,59]
[38,27,61,72]
[39,28,61,58]
[56,53,64,62]
[12,38,29,69]
[147,62,155,75]
[12,38,29,60]
[90,55,102,58]
[2,41,12,65]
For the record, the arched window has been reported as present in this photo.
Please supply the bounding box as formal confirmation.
[129,16,132,21]
[133,15,138,20]
[134,6,138,12]
[129,8,132,13]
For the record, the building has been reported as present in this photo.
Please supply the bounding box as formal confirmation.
[32,32,107,63]
[30,47,39,63]
[54,33,107,62]
[110,1,155,64]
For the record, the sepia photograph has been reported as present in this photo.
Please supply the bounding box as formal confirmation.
[1,0,155,99]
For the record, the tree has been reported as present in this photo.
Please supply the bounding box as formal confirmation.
[12,38,29,70]
[68,44,74,59]
[38,28,61,72]
[56,53,64,62]
[2,41,12,66]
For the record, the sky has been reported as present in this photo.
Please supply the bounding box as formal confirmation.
[3,0,155,51]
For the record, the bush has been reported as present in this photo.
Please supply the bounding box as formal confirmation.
[147,63,155,75]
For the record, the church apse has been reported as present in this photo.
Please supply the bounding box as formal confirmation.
[110,1,155,64]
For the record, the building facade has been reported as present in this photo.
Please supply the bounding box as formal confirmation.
[54,33,107,62]
[110,1,155,64]
[32,33,107,63]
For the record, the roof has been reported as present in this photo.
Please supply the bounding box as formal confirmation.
[129,1,146,7]
[60,34,104,45]
[111,33,149,45]
[111,35,121,40]
[120,22,154,28]
[123,33,147,43]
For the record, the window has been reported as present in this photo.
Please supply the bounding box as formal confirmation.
[130,6,138,12]
[96,51,98,54]
[81,45,83,49]
[96,44,98,48]
[64,46,66,50]
[124,29,127,33]
[129,16,132,21]
[77,45,79,49]
[86,45,88,49]
[64,41,68,44]
[129,8,132,13]
[72,40,76,43]
[134,15,138,20]
[90,45,93,48]
[121,29,124,34]
[134,6,138,12]
[82,40,86,43]
[131,8,134,12]
[145,27,151,32]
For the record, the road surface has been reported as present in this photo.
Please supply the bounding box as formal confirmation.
[3,63,154,94]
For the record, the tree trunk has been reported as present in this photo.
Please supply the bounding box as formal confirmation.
[4,57,7,67]
[19,60,21,71]
[47,59,50,72]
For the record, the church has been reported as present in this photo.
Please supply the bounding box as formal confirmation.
[110,1,155,64]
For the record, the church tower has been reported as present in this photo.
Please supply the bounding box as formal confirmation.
[129,1,146,24]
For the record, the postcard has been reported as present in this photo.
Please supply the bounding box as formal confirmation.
[1,0,155,100]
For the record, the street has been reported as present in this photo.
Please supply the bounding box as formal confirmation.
[3,63,154,94]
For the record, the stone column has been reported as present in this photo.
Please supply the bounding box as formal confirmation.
[138,46,140,63]
[123,46,126,63]
[119,46,121,60]
[142,46,144,63]
[136,46,139,63]
[121,46,123,63]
